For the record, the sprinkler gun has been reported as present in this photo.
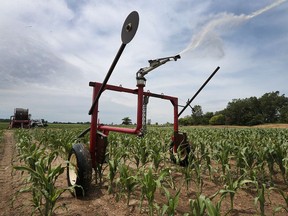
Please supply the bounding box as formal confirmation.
[136,54,180,80]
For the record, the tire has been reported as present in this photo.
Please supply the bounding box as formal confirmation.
[170,142,191,167]
[67,143,92,197]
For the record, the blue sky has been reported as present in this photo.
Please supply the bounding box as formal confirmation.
[0,0,287,124]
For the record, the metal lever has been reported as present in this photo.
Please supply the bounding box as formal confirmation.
[178,66,220,118]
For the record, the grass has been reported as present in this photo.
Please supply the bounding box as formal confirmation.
[0,122,9,130]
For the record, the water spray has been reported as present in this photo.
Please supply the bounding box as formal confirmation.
[179,0,287,55]
[247,0,287,19]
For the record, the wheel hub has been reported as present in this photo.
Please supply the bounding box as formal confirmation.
[68,153,78,185]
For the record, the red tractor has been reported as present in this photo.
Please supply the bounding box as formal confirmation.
[66,11,219,197]
[9,108,31,129]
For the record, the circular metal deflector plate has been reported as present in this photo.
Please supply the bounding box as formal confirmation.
[121,11,139,44]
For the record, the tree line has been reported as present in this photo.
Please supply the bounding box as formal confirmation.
[179,91,288,126]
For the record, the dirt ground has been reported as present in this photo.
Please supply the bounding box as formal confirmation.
[0,126,287,215]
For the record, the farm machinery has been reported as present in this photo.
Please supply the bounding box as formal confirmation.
[9,108,48,129]
[9,108,31,129]
[30,119,48,128]
[67,11,220,196]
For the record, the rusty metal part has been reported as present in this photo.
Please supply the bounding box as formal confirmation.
[95,131,108,164]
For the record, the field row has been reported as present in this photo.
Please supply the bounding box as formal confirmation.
[13,126,288,215]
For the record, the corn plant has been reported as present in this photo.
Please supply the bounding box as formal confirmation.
[139,166,169,215]
[185,194,207,216]
[214,140,231,175]
[192,158,204,195]
[179,151,195,191]
[236,146,257,179]
[254,182,268,216]
[204,149,214,181]
[284,157,288,183]
[220,167,253,211]
[269,187,288,214]
[14,151,73,216]
[116,164,138,205]
[17,137,45,171]
[107,158,119,194]
[184,190,224,216]
[273,141,287,183]
[154,205,168,216]
[149,140,164,172]
[130,136,150,168]
[205,197,222,216]
[161,187,181,216]
[106,135,128,193]
[32,128,79,158]
[254,145,268,183]
[14,129,75,215]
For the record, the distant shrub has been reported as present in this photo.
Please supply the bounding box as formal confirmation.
[209,114,225,125]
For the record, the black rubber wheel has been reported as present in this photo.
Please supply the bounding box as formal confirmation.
[170,142,191,167]
[67,143,92,197]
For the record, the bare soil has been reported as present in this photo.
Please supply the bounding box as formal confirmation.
[0,130,14,215]
[0,126,287,215]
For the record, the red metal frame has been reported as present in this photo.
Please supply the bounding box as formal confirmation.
[89,81,179,167]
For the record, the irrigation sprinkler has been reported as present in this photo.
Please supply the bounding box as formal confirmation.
[67,11,220,197]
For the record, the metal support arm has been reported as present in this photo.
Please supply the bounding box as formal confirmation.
[178,66,220,117]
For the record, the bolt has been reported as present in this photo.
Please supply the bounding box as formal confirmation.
[126,23,132,32]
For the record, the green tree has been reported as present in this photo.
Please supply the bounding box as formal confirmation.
[191,105,203,125]
[203,112,214,125]
[122,117,132,125]
[179,91,288,126]
[209,114,225,125]
[179,115,192,126]
[279,106,288,123]
[259,91,288,123]
[223,97,263,125]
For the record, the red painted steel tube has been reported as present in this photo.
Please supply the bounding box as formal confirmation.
[99,84,144,135]
[173,97,179,132]
[136,84,144,133]
[90,84,101,167]
[98,125,139,134]
[89,81,180,168]
[90,82,178,102]
[89,81,179,135]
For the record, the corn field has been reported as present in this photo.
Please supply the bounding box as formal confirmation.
[13,126,288,215]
